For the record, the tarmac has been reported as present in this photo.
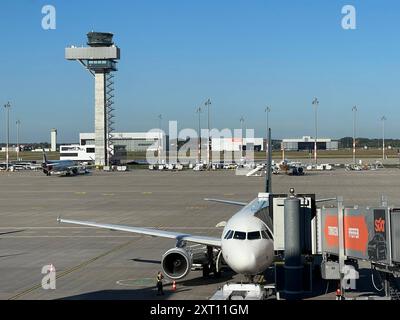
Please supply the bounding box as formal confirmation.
[0,168,399,300]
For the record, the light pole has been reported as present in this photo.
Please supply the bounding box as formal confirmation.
[352,106,357,164]
[240,116,245,157]
[16,120,21,162]
[205,99,212,166]
[196,107,202,164]
[158,114,162,164]
[4,102,11,171]
[381,116,386,160]
[265,106,271,161]
[312,98,319,165]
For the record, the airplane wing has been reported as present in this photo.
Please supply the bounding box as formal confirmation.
[204,198,247,206]
[316,198,337,203]
[58,218,221,247]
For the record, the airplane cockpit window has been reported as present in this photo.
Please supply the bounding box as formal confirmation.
[261,230,268,239]
[224,230,234,239]
[262,229,272,239]
[233,231,246,240]
[247,231,261,240]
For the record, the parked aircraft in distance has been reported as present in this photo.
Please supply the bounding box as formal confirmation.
[42,151,90,177]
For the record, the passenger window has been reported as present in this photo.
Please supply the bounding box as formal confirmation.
[233,231,246,240]
[247,231,261,240]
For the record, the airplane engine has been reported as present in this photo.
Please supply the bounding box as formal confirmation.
[161,248,192,280]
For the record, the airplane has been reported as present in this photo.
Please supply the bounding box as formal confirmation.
[42,151,90,177]
[58,195,275,280]
[58,195,335,281]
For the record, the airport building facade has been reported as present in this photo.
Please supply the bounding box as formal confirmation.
[281,136,339,151]
[60,132,166,162]
[79,132,166,152]
[60,144,96,162]
[211,138,265,152]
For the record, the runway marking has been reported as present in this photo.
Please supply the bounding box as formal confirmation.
[142,192,153,195]
[8,240,135,300]
[116,278,155,287]
[2,236,141,238]
[102,193,115,196]
[0,227,94,230]
[74,192,87,195]
[0,227,216,230]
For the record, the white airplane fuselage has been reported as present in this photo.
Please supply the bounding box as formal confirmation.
[220,198,274,276]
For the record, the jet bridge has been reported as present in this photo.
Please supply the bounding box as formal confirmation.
[314,201,400,270]
[267,192,400,300]
[317,206,396,264]
[314,199,400,299]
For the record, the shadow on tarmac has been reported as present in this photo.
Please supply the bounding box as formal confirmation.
[60,272,234,300]
[131,258,161,265]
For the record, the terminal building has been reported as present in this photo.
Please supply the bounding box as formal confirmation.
[281,136,339,151]
[60,132,166,162]
[79,132,166,152]
[60,144,96,162]
[211,138,265,152]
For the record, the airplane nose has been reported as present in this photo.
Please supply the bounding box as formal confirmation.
[228,251,257,275]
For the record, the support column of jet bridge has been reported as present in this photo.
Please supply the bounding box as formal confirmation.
[284,195,303,300]
[65,32,120,167]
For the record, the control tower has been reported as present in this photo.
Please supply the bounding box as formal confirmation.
[65,32,120,166]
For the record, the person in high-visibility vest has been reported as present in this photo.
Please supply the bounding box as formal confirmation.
[156,271,164,296]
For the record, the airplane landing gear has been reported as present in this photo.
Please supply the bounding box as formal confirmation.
[202,246,222,279]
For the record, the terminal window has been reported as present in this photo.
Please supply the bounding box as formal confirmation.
[60,153,78,157]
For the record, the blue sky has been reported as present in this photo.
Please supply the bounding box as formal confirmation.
[0,0,400,143]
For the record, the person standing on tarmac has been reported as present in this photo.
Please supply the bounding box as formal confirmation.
[156,271,164,296]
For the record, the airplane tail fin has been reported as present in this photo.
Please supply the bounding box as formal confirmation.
[42,148,48,165]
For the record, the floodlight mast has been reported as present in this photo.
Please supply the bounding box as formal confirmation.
[3,102,11,171]
[240,116,245,158]
[196,107,202,164]
[205,99,212,168]
[312,98,319,165]
[16,120,21,161]
[352,106,357,164]
[381,116,386,160]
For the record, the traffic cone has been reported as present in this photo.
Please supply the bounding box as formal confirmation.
[336,288,342,300]
[172,280,177,291]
